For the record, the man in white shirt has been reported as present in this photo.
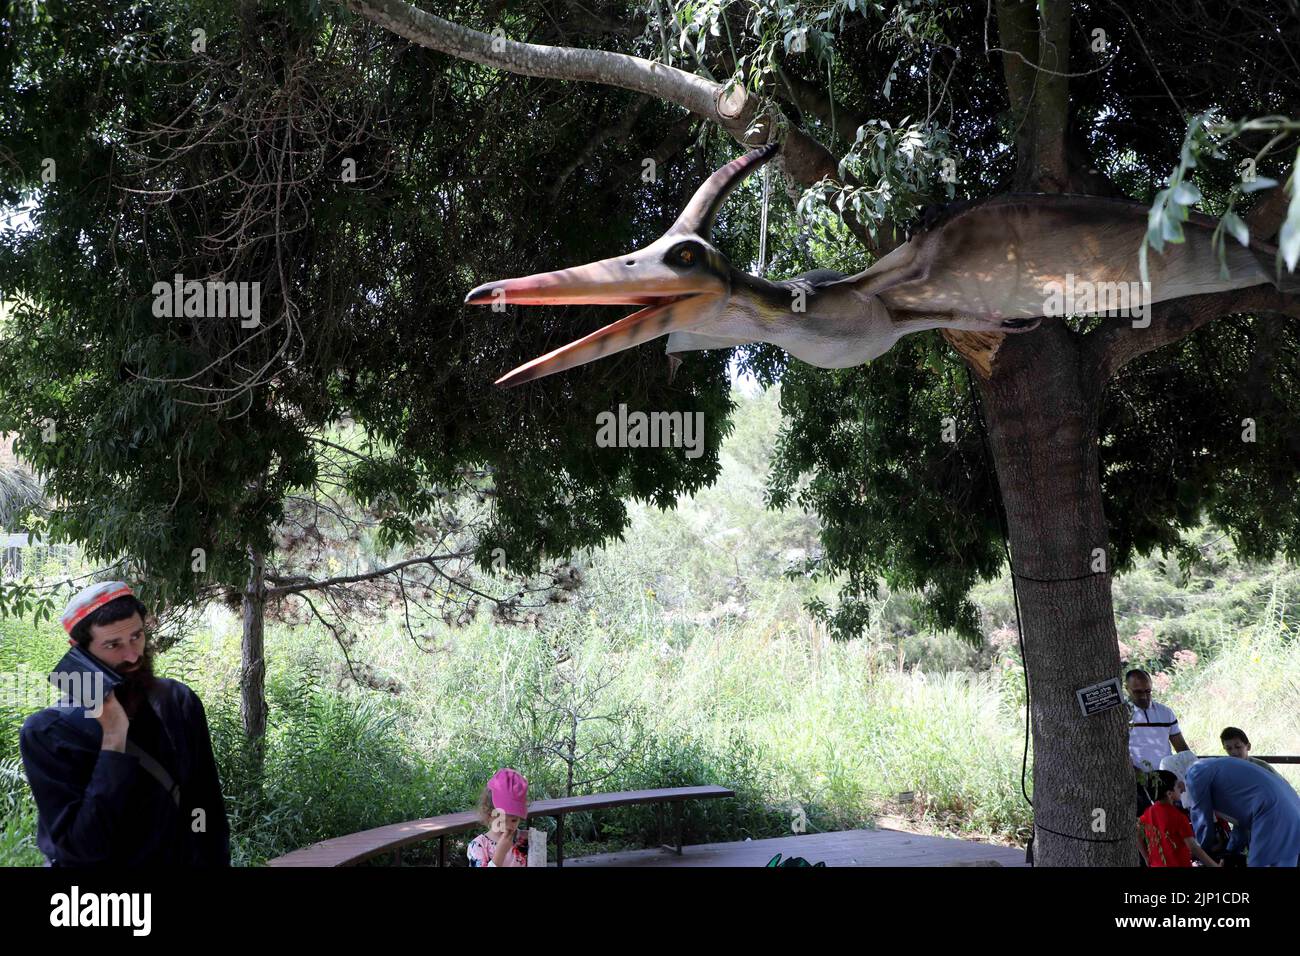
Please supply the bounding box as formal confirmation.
[1127,668,1191,813]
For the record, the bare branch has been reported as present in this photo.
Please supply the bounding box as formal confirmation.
[265,549,476,595]
[348,0,748,132]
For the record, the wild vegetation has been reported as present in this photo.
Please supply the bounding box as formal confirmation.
[2,387,1295,866]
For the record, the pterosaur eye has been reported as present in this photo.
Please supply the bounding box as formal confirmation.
[668,243,698,267]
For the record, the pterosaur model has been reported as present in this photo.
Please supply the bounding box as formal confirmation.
[466,142,1293,387]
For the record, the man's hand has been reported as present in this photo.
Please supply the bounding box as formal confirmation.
[96,691,128,752]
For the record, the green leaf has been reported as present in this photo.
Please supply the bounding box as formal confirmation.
[1222,211,1249,247]
[1280,204,1300,273]
[1242,177,1279,193]
[1147,191,1168,254]
[1279,149,1300,272]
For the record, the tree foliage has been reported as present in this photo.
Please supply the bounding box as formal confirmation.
[0,0,740,625]
[3,0,1300,647]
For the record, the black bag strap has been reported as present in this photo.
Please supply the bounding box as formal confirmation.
[124,740,181,807]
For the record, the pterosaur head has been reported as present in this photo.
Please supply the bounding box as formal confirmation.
[466,143,780,387]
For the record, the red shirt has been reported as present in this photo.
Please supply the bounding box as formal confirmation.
[1140,801,1194,867]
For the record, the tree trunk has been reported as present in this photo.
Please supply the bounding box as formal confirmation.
[565,710,577,798]
[974,322,1133,866]
[241,547,269,766]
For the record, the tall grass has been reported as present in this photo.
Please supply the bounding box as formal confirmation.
[2,389,1297,864]
[2,572,1297,864]
[1165,586,1300,791]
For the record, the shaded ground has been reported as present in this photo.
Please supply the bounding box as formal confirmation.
[566,825,1027,867]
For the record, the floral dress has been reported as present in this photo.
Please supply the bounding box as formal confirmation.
[467,830,527,867]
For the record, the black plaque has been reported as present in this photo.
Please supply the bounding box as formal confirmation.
[1075,677,1123,717]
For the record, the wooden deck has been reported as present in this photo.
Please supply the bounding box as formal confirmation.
[566,825,1028,867]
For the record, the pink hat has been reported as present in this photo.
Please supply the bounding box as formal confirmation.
[487,768,529,817]
[61,581,135,635]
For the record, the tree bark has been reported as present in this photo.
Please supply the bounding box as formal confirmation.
[996,0,1072,192]
[1030,0,1071,191]
[975,320,1132,866]
[996,0,1040,189]
[241,547,269,764]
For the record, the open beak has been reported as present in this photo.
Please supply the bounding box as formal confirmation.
[465,253,719,387]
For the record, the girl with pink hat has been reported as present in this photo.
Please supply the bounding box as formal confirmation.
[468,768,530,867]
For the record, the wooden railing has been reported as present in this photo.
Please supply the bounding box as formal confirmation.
[266,784,735,868]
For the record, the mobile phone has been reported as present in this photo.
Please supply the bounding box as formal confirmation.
[49,645,123,715]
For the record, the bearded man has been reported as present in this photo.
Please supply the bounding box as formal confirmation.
[19,581,231,866]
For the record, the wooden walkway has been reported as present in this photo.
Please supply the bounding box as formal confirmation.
[566,825,1027,867]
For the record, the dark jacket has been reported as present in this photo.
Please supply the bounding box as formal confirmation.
[19,677,231,866]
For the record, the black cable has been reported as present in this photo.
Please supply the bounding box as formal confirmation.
[1012,567,1110,584]
[1034,823,1126,844]
[963,366,1033,812]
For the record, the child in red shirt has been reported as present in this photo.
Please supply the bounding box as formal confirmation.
[1138,770,1219,867]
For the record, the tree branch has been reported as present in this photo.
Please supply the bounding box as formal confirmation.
[995,0,1039,184]
[348,0,753,134]
[995,0,1072,191]
[1244,185,1292,242]
[347,0,885,252]
[774,62,869,150]
[265,548,475,595]
[1086,286,1300,383]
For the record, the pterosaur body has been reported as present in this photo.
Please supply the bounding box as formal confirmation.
[466,143,1293,386]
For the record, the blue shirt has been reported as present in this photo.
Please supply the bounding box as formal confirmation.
[1185,757,1300,867]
